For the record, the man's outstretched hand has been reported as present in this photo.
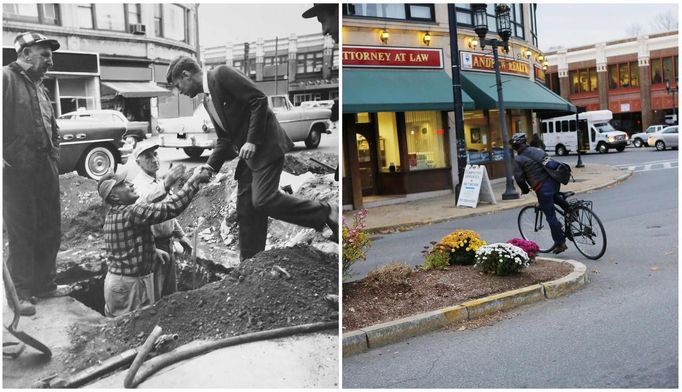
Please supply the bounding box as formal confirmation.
[239,142,256,160]
[188,165,212,186]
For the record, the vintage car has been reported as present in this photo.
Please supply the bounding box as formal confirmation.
[57,119,127,180]
[157,95,331,159]
[59,109,149,142]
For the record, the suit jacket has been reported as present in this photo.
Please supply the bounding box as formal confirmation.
[205,65,294,174]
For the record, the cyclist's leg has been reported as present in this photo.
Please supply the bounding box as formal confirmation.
[537,180,566,246]
[553,189,570,212]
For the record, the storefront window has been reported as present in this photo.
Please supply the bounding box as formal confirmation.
[405,111,447,171]
[377,112,400,172]
[356,134,371,163]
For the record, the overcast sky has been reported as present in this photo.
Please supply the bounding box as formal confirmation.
[198,4,323,48]
[536,3,679,51]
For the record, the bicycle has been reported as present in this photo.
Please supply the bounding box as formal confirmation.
[517,191,607,260]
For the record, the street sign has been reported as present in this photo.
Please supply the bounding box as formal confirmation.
[457,165,497,208]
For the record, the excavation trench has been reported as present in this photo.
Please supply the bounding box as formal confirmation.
[60,256,233,316]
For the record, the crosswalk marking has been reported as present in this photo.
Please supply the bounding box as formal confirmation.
[615,159,678,173]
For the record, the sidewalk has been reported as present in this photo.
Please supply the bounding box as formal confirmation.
[344,164,632,232]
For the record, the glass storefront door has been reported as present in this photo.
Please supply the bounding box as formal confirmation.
[354,124,378,196]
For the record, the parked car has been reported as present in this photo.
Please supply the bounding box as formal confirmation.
[57,119,127,180]
[647,125,678,151]
[631,124,666,147]
[59,109,149,142]
[299,100,335,109]
[156,106,214,159]
[664,114,677,125]
[158,95,331,158]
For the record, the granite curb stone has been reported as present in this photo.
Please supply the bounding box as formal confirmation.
[342,258,588,356]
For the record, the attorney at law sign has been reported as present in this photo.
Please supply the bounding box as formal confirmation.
[343,46,444,69]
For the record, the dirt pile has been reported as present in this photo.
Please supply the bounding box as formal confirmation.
[65,245,338,373]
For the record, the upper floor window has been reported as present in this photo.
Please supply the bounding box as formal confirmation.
[162,4,187,42]
[76,4,140,32]
[343,3,435,22]
[545,72,560,95]
[569,67,598,94]
[3,3,60,25]
[651,55,678,85]
[608,61,639,90]
[297,52,324,74]
[529,4,538,47]
[456,3,526,40]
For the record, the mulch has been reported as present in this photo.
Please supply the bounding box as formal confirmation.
[342,260,573,331]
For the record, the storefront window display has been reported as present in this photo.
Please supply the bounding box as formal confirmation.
[464,109,531,165]
[377,112,400,172]
[405,111,447,171]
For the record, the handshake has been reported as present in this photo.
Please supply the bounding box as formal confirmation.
[163,164,214,189]
[187,164,214,186]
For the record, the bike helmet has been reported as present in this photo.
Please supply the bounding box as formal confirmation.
[510,133,527,146]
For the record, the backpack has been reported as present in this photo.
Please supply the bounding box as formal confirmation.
[541,156,573,185]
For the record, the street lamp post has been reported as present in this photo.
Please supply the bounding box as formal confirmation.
[666,78,678,125]
[576,107,584,168]
[472,3,519,200]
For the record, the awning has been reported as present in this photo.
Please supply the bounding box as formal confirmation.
[461,71,576,112]
[343,69,475,113]
[101,81,172,98]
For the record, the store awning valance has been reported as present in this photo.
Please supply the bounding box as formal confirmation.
[461,71,576,112]
[101,82,172,98]
[343,69,475,113]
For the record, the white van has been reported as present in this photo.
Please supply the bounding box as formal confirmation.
[540,110,629,155]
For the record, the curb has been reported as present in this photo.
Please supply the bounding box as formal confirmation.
[366,169,633,234]
[342,258,587,357]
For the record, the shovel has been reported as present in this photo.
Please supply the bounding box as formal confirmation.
[3,262,51,357]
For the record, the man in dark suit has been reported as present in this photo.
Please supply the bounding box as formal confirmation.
[166,56,338,260]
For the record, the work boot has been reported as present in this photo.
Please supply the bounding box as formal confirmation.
[34,285,72,299]
[8,298,36,316]
[552,242,568,254]
[325,202,339,242]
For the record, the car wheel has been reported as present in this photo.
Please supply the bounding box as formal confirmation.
[78,145,116,180]
[555,144,567,156]
[304,126,323,149]
[633,138,643,148]
[655,140,666,151]
[597,143,609,153]
[616,145,625,152]
[183,147,205,159]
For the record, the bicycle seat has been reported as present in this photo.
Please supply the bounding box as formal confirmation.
[558,191,575,199]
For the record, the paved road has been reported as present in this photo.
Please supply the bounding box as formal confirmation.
[119,125,339,179]
[343,148,678,388]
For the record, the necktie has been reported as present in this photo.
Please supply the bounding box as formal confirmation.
[203,93,226,131]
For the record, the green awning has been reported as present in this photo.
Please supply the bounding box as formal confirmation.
[343,69,475,113]
[461,71,576,112]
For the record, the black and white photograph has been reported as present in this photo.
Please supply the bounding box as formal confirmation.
[2,2,339,388]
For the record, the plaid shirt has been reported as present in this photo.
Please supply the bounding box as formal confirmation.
[104,182,198,276]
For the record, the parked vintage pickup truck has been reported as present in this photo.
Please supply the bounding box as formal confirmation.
[157,95,331,159]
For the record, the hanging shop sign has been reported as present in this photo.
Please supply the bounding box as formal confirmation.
[534,65,546,84]
[460,51,529,77]
[343,46,443,69]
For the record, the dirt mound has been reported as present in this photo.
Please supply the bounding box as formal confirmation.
[65,245,338,372]
[283,152,337,175]
[59,172,105,245]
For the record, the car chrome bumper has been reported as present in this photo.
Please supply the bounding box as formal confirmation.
[158,134,216,149]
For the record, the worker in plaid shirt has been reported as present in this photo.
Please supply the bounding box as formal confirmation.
[98,165,210,317]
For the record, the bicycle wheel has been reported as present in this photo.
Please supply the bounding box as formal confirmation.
[568,206,607,260]
[518,205,562,253]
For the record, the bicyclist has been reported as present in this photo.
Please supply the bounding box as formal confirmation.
[510,133,567,254]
